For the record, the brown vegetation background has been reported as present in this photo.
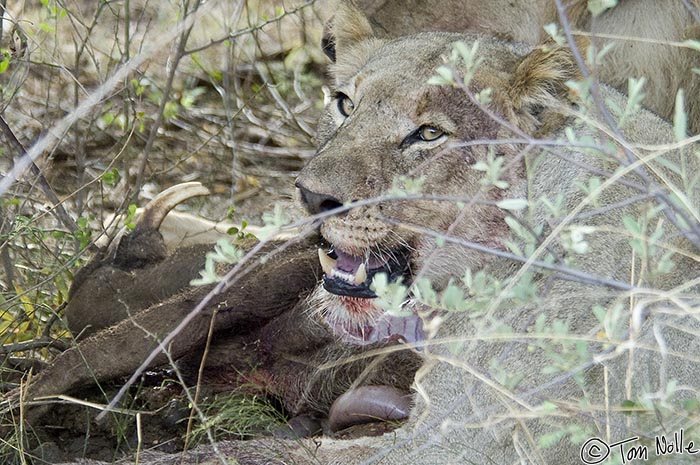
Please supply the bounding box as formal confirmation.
[0,0,326,349]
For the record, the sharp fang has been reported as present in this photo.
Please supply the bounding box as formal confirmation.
[318,248,337,275]
[355,263,367,285]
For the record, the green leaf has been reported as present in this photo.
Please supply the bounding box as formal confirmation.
[588,0,618,16]
[125,204,138,230]
[427,75,451,86]
[538,401,558,413]
[682,39,700,52]
[674,89,687,142]
[390,175,425,197]
[101,168,121,186]
[180,87,207,109]
[371,273,410,316]
[413,278,438,307]
[538,430,566,449]
[682,398,700,411]
[592,305,607,325]
[543,23,565,45]
[652,154,682,175]
[621,215,641,235]
[475,88,492,105]
[656,251,676,275]
[496,198,528,211]
[259,203,290,239]
[620,399,643,414]
[441,282,467,312]
[434,66,454,83]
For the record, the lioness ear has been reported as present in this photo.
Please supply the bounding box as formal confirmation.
[504,40,587,132]
[324,2,379,80]
[328,2,374,57]
[321,23,337,62]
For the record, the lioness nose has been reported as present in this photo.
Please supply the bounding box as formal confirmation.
[295,180,344,215]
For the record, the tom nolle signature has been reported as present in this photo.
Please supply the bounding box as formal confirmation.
[580,429,698,464]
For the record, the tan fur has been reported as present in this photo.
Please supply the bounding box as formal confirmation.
[178,6,699,464]
[506,39,585,133]
[333,0,700,134]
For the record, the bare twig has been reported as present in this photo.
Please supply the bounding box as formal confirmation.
[381,217,635,292]
[0,116,79,234]
[680,0,700,24]
[183,307,218,453]
[183,2,317,56]
[41,306,65,339]
[131,0,204,202]
[0,0,6,44]
[0,337,70,355]
[97,225,318,420]
[0,1,218,196]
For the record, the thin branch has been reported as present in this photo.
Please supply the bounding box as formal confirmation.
[680,0,700,24]
[0,116,79,234]
[0,0,6,44]
[96,226,318,420]
[131,0,203,202]
[182,307,218,454]
[0,337,70,355]
[183,2,317,56]
[571,193,652,221]
[41,306,65,339]
[0,1,218,197]
[381,217,635,292]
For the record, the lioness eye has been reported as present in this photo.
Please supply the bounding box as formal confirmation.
[400,125,448,148]
[336,92,355,117]
[417,125,445,142]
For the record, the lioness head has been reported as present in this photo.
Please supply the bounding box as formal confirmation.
[297,6,581,344]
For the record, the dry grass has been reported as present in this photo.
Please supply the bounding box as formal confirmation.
[0,0,327,341]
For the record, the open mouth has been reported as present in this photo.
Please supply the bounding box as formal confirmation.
[313,244,423,346]
[317,246,412,298]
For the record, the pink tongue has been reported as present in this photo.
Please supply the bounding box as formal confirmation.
[333,249,388,273]
[369,313,424,344]
[337,312,424,346]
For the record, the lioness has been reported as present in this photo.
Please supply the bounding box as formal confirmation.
[177,5,699,464]
[7,4,700,465]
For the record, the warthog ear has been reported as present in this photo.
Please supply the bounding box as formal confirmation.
[504,39,588,133]
[326,3,380,82]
